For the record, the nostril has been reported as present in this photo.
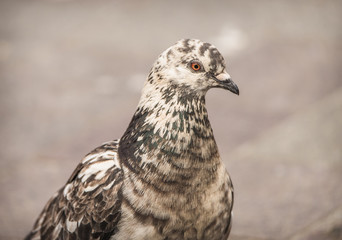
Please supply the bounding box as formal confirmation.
[215,72,231,81]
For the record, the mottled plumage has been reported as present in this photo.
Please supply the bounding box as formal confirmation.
[26,39,239,240]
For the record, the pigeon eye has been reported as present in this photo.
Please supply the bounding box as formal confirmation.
[191,62,201,71]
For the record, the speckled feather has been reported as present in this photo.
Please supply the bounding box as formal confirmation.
[26,39,238,240]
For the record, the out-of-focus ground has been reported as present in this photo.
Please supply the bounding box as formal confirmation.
[0,0,341,239]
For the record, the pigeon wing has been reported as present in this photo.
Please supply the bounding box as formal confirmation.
[26,140,123,240]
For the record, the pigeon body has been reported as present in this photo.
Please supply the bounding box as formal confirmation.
[26,39,238,240]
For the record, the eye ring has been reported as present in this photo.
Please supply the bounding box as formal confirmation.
[190,62,202,71]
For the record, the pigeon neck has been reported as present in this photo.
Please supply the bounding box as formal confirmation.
[119,86,220,177]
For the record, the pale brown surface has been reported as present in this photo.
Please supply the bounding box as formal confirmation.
[0,0,341,239]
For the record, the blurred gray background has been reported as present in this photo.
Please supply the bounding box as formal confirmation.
[0,0,341,239]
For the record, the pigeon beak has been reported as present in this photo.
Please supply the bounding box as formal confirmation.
[213,72,239,95]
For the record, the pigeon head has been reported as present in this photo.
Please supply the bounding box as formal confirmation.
[145,39,239,96]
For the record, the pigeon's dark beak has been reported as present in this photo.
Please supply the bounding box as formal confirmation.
[213,72,239,95]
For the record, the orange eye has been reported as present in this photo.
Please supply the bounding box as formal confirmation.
[191,62,201,71]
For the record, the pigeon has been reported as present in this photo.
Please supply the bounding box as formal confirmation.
[25,39,239,240]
